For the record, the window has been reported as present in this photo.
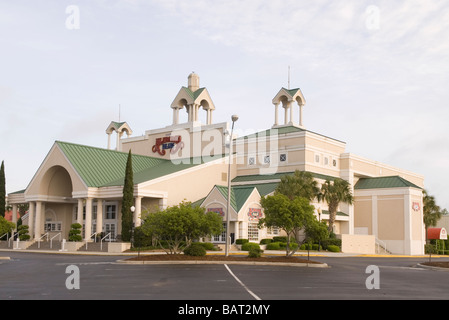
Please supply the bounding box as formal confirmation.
[280,154,287,162]
[248,222,259,241]
[267,226,280,235]
[264,155,270,164]
[44,222,62,232]
[106,205,116,220]
[333,159,337,167]
[248,157,255,165]
[324,157,329,166]
[315,154,320,163]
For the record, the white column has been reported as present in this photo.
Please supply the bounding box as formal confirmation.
[404,192,412,255]
[173,108,178,125]
[12,204,18,227]
[289,101,294,124]
[77,199,83,225]
[206,109,211,125]
[188,105,192,122]
[28,202,35,240]
[107,133,111,149]
[299,104,304,127]
[84,198,93,240]
[284,105,288,125]
[274,103,279,126]
[96,199,103,235]
[134,196,142,227]
[34,201,42,240]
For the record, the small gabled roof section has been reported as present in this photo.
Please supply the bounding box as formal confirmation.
[354,176,422,190]
[214,185,258,213]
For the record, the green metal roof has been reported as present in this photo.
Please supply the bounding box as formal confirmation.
[215,185,257,212]
[354,176,421,190]
[56,141,213,188]
[232,171,338,184]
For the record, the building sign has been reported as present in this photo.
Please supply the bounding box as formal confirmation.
[152,135,184,156]
[208,208,225,217]
[248,208,263,221]
[427,228,448,240]
[412,202,420,212]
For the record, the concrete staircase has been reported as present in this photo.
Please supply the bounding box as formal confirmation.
[77,241,109,252]
[27,239,62,251]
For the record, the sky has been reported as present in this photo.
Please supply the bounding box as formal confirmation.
[1,0,448,210]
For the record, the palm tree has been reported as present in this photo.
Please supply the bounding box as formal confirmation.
[320,178,353,233]
[275,170,320,201]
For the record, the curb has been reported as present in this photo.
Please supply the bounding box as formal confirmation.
[116,258,329,268]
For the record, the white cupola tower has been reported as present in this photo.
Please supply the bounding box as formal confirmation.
[170,73,216,126]
[272,87,306,128]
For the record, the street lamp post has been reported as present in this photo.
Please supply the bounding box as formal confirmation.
[225,115,238,257]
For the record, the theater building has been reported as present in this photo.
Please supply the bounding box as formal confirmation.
[7,73,426,255]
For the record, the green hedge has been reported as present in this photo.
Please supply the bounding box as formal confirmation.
[241,242,260,251]
[236,239,249,245]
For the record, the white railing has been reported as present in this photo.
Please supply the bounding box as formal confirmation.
[0,233,8,241]
[100,232,111,251]
[375,238,388,254]
[85,233,97,250]
[8,232,19,248]
[37,233,49,248]
[50,233,61,249]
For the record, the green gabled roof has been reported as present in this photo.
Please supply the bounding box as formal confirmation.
[56,141,214,188]
[181,86,206,101]
[354,176,422,190]
[215,185,257,212]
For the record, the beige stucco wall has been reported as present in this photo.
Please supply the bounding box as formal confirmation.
[142,159,232,207]
[340,234,376,254]
[25,144,87,199]
[354,196,373,234]
[377,195,405,240]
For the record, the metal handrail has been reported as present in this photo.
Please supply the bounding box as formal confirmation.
[8,232,19,247]
[85,232,97,250]
[50,233,61,249]
[0,233,8,241]
[37,232,49,248]
[375,238,387,254]
[100,232,111,251]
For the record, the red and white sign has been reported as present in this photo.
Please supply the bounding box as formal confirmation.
[248,208,263,221]
[152,135,184,156]
[412,202,421,212]
[427,228,448,240]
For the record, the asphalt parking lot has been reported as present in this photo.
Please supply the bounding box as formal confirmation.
[1,251,448,302]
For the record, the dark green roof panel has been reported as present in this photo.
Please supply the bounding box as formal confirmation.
[354,176,421,190]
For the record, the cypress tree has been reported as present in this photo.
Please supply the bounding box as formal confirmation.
[0,161,5,218]
[121,150,134,242]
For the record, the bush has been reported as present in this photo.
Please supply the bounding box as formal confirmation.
[260,239,272,245]
[133,226,152,248]
[183,243,207,256]
[248,247,263,258]
[266,242,281,250]
[279,242,298,250]
[236,239,249,245]
[320,238,342,250]
[327,245,340,252]
[18,225,30,241]
[197,242,216,251]
[241,242,260,251]
[68,223,82,242]
[272,236,288,243]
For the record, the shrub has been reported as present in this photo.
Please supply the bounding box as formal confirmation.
[248,247,263,258]
[236,239,249,245]
[197,242,216,251]
[68,223,82,242]
[327,245,340,252]
[279,242,298,250]
[272,236,288,243]
[241,242,260,251]
[133,226,152,248]
[18,225,30,241]
[183,243,207,256]
[260,239,272,244]
[266,242,281,250]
